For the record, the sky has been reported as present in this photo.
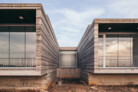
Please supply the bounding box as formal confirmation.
[0,0,138,47]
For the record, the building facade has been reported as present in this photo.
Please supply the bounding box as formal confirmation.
[0,4,59,91]
[57,47,80,79]
[77,19,138,85]
[1,3,138,91]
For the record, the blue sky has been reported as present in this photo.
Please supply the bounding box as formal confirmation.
[0,0,138,47]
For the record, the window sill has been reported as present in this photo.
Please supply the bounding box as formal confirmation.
[98,67,138,68]
[0,67,36,70]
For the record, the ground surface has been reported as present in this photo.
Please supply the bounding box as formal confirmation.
[48,79,138,92]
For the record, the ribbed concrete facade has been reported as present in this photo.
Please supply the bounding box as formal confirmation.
[0,4,59,91]
[0,3,138,91]
[78,19,138,85]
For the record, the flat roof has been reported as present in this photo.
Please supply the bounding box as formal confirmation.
[60,47,77,51]
[0,3,42,7]
[94,18,138,23]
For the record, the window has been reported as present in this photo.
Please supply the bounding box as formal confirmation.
[26,27,36,67]
[0,26,36,67]
[0,27,9,67]
[98,35,103,67]
[106,34,118,67]
[99,34,138,67]
[10,26,25,67]
[60,51,77,68]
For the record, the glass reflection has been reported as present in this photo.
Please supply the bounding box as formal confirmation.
[118,34,132,67]
[0,27,9,67]
[98,35,103,67]
[26,33,36,67]
[60,52,76,68]
[132,34,138,67]
[10,32,25,66]
[106,34,117,67]
[98,34,138,67]
[0,26,36,67]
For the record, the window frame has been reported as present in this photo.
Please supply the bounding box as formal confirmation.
[98,32,138,68]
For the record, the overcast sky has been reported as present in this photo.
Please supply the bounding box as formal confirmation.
[0,0,138,47]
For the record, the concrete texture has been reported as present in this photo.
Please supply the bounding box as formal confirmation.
[0,75,47,91]
[57,68,80,79]
[89,73,138,86]
[0,3,59,90]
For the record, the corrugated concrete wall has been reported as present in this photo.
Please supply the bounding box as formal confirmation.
[0,76,46,91]
[89,73,138,86]
[57,68,80,79]
[77,23,95,82]
[0,4,59,90]
[36,5,59,87]
[78,19,138,85]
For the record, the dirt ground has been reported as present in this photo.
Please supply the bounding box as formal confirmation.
[48,79,138,92]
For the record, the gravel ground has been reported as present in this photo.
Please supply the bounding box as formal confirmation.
[48,79,138,92]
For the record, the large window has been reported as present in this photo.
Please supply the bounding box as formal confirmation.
[0,27,9,67]
[98,35,103,67]
[0,26,36,67]
[26,27,36,67]
[98,34,138,67]
[60,51,77,68]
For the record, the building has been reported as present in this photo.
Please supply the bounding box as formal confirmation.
[0,4,59,91]
[1,3,138,91]
[77,19,138,85]
[57,47,80,79]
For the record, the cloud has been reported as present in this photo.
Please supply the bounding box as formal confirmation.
[48,7,105,46]
[107,0,138,18]
[51,8,104,27]
[57,32,78,47]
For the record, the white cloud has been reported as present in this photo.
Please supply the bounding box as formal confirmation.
[107,0,138,18]
[51,8,104,27]
[49,7,105,46]
[57,32,78,47]
[47,0,138,47]
[60,27,80,33]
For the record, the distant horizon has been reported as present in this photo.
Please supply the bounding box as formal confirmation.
[0,0,138,47]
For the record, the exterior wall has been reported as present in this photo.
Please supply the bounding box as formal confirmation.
[78,19,138,85]
[38,9,59,86]
[57,68,80,79]
[89,73,138,86]
[94,19,138,74]
[0,4,59,90]
[0,76,45,89]
[77,23,95,82]
[57,47,80,79]
[0,4,42,76]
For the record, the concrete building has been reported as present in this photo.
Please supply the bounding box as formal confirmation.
[0,4,59,91]
[57,47,80,79]
[1,3,138,91]
[77,19,138,85]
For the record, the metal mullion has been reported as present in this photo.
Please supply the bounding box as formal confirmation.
[117,35,119,67]
[103,34,106,68]
[9,26,10,66]
[25,26,26,68]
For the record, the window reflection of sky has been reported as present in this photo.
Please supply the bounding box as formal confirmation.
[0,26,36,67]
[99,34,138,67]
